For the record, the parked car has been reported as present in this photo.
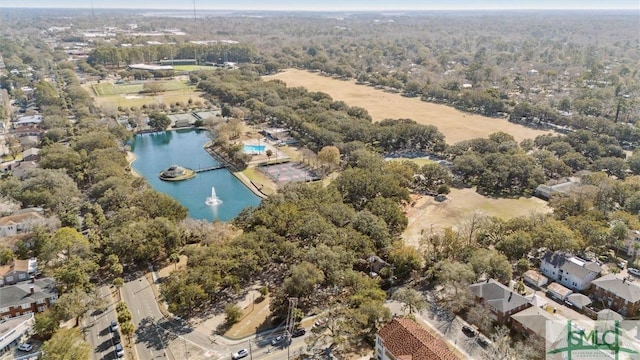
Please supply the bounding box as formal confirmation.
[110,320,119,332]
[112,331,122,344]
[232,349,249,360]
[115,343,124,358]
[17,343,33,352]
[462,325,477,337]
[476,336,491,348]
[292,328,306,338]
[629,268,640,277]
[271,335,284,346]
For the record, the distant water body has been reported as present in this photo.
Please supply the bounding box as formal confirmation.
[131,129,261,221]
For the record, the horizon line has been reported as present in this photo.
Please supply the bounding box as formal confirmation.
[0,7,638,11]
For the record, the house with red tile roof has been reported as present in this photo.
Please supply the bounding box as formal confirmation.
[375,317,459,360]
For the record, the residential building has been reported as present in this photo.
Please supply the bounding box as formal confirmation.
[523,270,548,288]
[540,251,601,291]
[9,161,37,179]
[14,114,43,126]
[511,306,562,342]
[0,210,43,237]
[0,314,34,354]
[0,278,57,318]
[468,279,531,324]
[0,258,37,286]
[565,293,592,310]
[21,147,40,162]
[590,274,640,317]
[375,317,458,360]
[546,282,573,302]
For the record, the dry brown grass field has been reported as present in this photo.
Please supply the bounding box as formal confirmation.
[267,69,553,144]
[402,188,551,248]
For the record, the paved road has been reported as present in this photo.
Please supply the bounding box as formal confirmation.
[120,272,318,360]
[122,275,172,360]
[83,286,119,360]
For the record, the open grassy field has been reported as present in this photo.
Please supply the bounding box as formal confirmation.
[173,65,217,72]
[267,69,553,145]
[402,188,551,248]
[91,80,191,96]
[90,90,206,109]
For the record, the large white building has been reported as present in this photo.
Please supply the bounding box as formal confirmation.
[540,251,602,291]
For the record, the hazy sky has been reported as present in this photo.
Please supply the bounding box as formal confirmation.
[0,0,638,11]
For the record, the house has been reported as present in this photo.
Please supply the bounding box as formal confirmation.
[468,279,531,324]
[9,161,37,179]
[546,282,573,302]
[540,251,601,291]
[0,314,34,353]
[511,306,562,342]
[565,293,592,310]
[623,230,640,257]
[12,125,43,138]
[523,270,548,288]
[375,318,458,360]
[0,278,57,318]
[14,114,43,126]
[590,274,640,317]
[0,211,43,237]
[0,258,38,286]
[21,148,40,162]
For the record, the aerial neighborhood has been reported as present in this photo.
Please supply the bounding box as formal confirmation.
[0,2,639,360]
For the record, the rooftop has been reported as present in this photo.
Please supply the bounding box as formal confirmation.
[469,279,531,314]
[592,274,640,303]
[378,318,458,360]
[512,306,561,339]
[0,278,56,308]
[542,251,602,279]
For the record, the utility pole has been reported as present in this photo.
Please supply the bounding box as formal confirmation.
[286,298,298,360]
[193,0,197,21]
[248,340,253,360]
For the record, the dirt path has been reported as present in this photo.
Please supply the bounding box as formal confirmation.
[267,69,552,145]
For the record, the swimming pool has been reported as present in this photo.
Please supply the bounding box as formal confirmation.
[243,144,266,154]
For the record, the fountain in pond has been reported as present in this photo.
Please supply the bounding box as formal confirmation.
[205,186,223,206]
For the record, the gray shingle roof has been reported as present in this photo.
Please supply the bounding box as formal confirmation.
[512,306,560,339]
[542,252,602,279]
[469,279,530,314]
[566,293,592,308]
[592,274,640,304]
[0,278,56,308]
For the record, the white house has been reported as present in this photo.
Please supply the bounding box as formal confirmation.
[540,251,602,291]
[0,211,43,237]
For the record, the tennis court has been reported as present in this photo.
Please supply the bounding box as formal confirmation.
[258,162,319,184]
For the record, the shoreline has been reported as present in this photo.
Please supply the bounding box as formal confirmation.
[203,142,268,199]
[128,131,269,201]
[126,151,140,177]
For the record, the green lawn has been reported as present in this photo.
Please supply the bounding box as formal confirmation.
[173,65,217,72]
[92,81,192,96]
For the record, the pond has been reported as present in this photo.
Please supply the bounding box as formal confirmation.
[130,129,262,221]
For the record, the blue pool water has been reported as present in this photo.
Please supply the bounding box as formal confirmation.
[243,145,265,154]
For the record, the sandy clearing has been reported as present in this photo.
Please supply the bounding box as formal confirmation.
[402,188,551,248]
[267,69,553,145]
